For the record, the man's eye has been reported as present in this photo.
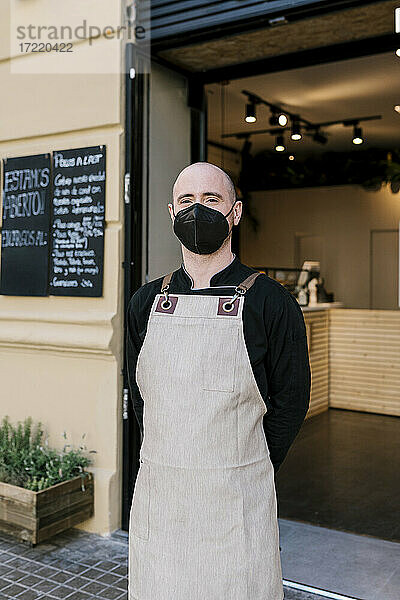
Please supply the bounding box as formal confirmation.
[206,197,218,202]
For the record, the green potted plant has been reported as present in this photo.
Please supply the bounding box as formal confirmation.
[0,415,96,546]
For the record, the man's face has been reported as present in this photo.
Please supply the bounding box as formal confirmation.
[168,165,241,226]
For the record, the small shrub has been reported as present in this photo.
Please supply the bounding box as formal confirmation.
[0,416,97,491]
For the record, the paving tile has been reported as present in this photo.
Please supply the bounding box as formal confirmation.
[114,577,127,591]
[50,571,74,584]
[19,562,46,574]
[2,568,28,582]
[80,580,109,595]
[3,557,30,570]
[0,580,9,592]
[110,565,127,577]
[1,582,28,597]
[15,588,45,600]
[46,585,75,598]
[78,557,102,567]
[63,576,92,590]
[31,579,60,593]
[95,573,121,586]
[17,574,44,588]
[34,566,60,578]
[97,587,124,600]
[77,567,104,580]
[94,560,119,572]
[62,592,93,600]
[54,562,90,576]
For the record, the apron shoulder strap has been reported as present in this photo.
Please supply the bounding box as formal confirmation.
[161,271,174,292]
[161,268,263,293]
[238,271,263,292]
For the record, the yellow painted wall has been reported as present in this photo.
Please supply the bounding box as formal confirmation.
[0,0,125,535]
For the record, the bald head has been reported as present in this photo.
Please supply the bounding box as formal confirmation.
[172,162,236,206]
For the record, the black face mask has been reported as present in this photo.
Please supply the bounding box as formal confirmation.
[172,200,237,255]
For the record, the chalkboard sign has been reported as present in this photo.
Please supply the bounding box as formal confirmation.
[0,154,51,296]
[49,146,106,297]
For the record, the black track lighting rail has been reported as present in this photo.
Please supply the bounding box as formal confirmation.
[242,89,314,128]
[222,114,382,139]
[224,90,382,142]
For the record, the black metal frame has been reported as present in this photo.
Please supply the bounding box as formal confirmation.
[122,43,148,531]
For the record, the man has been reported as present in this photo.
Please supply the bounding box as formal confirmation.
[126,162,311,600]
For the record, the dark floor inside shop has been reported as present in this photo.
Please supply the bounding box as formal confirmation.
[275,408,400,543]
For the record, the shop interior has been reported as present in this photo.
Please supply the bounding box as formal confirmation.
[205,50,400,545]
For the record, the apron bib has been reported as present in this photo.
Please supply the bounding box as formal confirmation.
[128,272,284,600]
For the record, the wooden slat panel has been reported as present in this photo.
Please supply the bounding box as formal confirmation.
[304,310,329,417]
[329,308,400,416]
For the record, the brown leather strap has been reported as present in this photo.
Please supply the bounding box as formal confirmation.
[161,271,174,291]
[237,271,263,292]
[161,269,263,293]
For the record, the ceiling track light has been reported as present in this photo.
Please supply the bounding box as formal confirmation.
[278,113,288,127]
[291,117,302,141]
[352,125,363,145]
[275,134,285,152]
[245,102,257,123]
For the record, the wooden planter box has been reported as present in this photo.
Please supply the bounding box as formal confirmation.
[0,472,94,546]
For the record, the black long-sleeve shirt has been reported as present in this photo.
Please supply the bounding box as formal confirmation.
[126,254,311,474]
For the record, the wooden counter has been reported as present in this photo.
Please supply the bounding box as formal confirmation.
[301,306,400,418]
[302,307,329,417]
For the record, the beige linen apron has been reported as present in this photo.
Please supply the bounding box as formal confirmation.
[129,271,284,600]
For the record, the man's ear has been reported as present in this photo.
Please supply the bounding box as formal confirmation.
[233,200,242,225]
[168,203,174,222]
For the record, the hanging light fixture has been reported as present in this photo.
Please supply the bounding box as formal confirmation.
[352,125,363,145]
[396,49,400,57]
[278,113,288,126]
[275,135,285,152]
[245,102,257,123]
[291,118,302,141]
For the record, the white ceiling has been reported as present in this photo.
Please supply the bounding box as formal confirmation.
[206,51,400,157]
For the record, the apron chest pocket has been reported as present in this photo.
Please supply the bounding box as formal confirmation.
[130,460,150,541]
[201,322,239,393]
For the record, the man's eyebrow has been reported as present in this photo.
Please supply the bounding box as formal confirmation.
[176,191,223,201]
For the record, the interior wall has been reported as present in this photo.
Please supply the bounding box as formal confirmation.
[240,184,400,309]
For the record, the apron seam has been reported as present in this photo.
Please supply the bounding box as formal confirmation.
[139,456,270,469]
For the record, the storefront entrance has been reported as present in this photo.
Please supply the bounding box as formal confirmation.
[123,3,400,597]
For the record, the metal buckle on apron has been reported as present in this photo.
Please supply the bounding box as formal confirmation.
[221,284,246,312]
[160,283,172,310]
